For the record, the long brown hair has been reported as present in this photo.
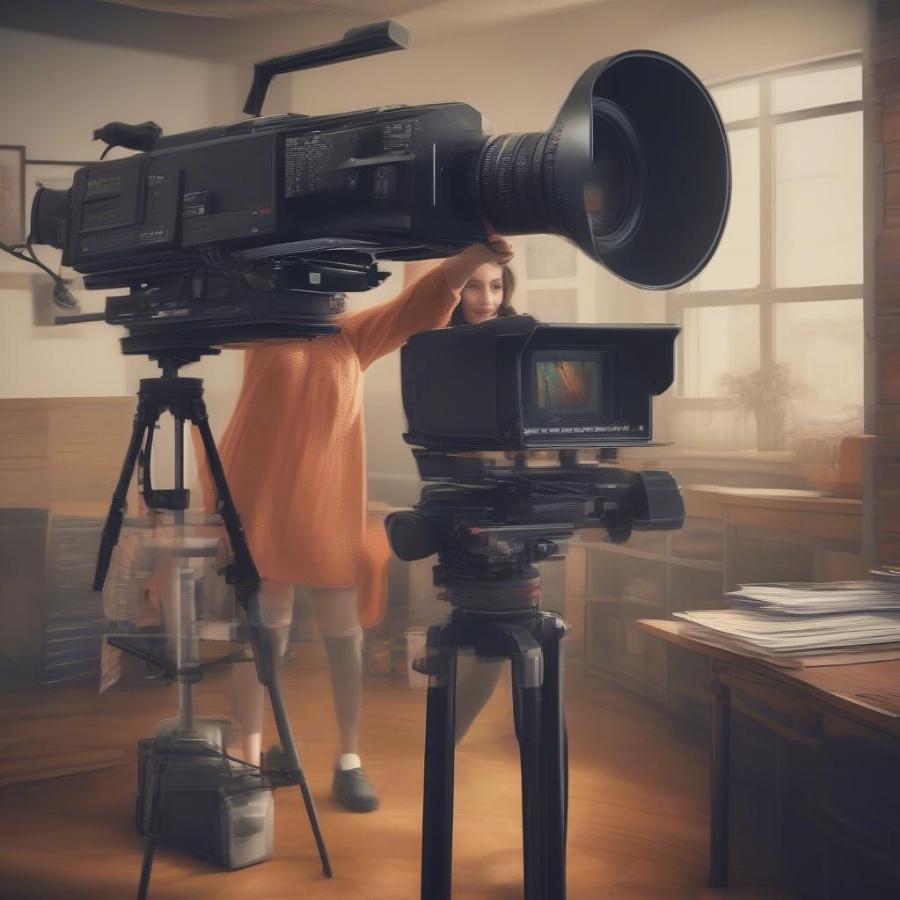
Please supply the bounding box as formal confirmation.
[449,264,517,326]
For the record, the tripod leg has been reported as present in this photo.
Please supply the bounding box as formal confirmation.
[192,407,259,588]
[194,407,332,877]
[509,632,544,900]
[538,615,568,899]
[94,410,152,590]
[136,758,168,900]
[263,626,333,877]
[420,625,459,900]
[238,588,333,879]
[136,835,156,900]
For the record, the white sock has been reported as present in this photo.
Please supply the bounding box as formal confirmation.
[338,752,362,771]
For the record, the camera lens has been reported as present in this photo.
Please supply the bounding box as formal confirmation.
[469,50,729,291]
[474,130,561,236]
[30,187,70,249]
[473,103,646,250]
[586,99,646,246]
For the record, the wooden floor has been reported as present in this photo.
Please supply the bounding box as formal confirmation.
[0,645,795,900]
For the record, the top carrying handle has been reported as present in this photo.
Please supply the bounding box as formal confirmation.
[243,20,411,117]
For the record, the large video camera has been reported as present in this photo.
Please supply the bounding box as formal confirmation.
[28,20,729,356]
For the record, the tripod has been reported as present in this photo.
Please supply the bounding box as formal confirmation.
[387,450,685,899]
[93,350,332,895]
[418,572,569,900]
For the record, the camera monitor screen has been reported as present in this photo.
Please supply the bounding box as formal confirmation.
[529,349,606,421]
[533,353,601,415]
[400,317,676,450]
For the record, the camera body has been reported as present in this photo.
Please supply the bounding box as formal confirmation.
[30,22,730,303]
[401,315,678,451]
[29,22,728,357]
[34,102,486,282]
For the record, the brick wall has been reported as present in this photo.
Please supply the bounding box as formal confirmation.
[875,0,900,564]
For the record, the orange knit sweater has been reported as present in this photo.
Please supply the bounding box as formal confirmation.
[194,266,456,598]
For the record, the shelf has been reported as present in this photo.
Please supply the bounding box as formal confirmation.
[617,446,802,479]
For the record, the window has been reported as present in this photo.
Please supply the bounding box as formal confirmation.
[669,56,864,450]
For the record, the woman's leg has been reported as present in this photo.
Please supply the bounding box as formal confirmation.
[306,586,363,762]
[307,585,378,811]
[229,580,295,765]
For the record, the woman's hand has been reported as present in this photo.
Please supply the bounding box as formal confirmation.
[441,231,514,293]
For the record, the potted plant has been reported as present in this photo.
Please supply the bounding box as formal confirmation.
[721,363,808,451]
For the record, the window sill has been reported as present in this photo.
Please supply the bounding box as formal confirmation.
[619,446,800,478]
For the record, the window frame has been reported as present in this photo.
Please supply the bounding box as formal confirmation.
[667,52,864,412]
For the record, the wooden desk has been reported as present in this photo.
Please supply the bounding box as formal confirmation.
[638,619,900,894]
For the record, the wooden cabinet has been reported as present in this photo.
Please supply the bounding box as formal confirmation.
[578,517,724,708]
[643,620,900,898]
[722,664,900,898]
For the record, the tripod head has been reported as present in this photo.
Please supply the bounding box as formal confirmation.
[386,449,683,612]
[56,253,373,355]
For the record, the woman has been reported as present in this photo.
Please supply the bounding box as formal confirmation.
[196,237,513,813]
[449,259,517,325]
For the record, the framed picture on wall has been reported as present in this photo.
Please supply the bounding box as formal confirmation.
[0,145,26,246]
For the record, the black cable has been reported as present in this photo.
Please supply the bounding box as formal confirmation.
[100,144,113,160]
[0,239,48,276]
[221,749,262,772]
[26,241,79,311]
[0,239,80,311]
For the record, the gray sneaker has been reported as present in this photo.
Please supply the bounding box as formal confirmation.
[332,766,380,812]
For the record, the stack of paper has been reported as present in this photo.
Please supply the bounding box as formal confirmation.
[871,566,900,586]
[725,581,900,615]
[674,580,900,667]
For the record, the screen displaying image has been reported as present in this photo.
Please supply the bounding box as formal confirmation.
[534,355,600,412]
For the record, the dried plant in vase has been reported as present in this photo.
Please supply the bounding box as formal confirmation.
[721,363,808,451]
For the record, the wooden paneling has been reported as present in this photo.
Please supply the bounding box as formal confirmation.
[0,397,137,514]
[0,509,49,686]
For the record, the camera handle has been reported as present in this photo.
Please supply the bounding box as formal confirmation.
[244,19,411,117]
